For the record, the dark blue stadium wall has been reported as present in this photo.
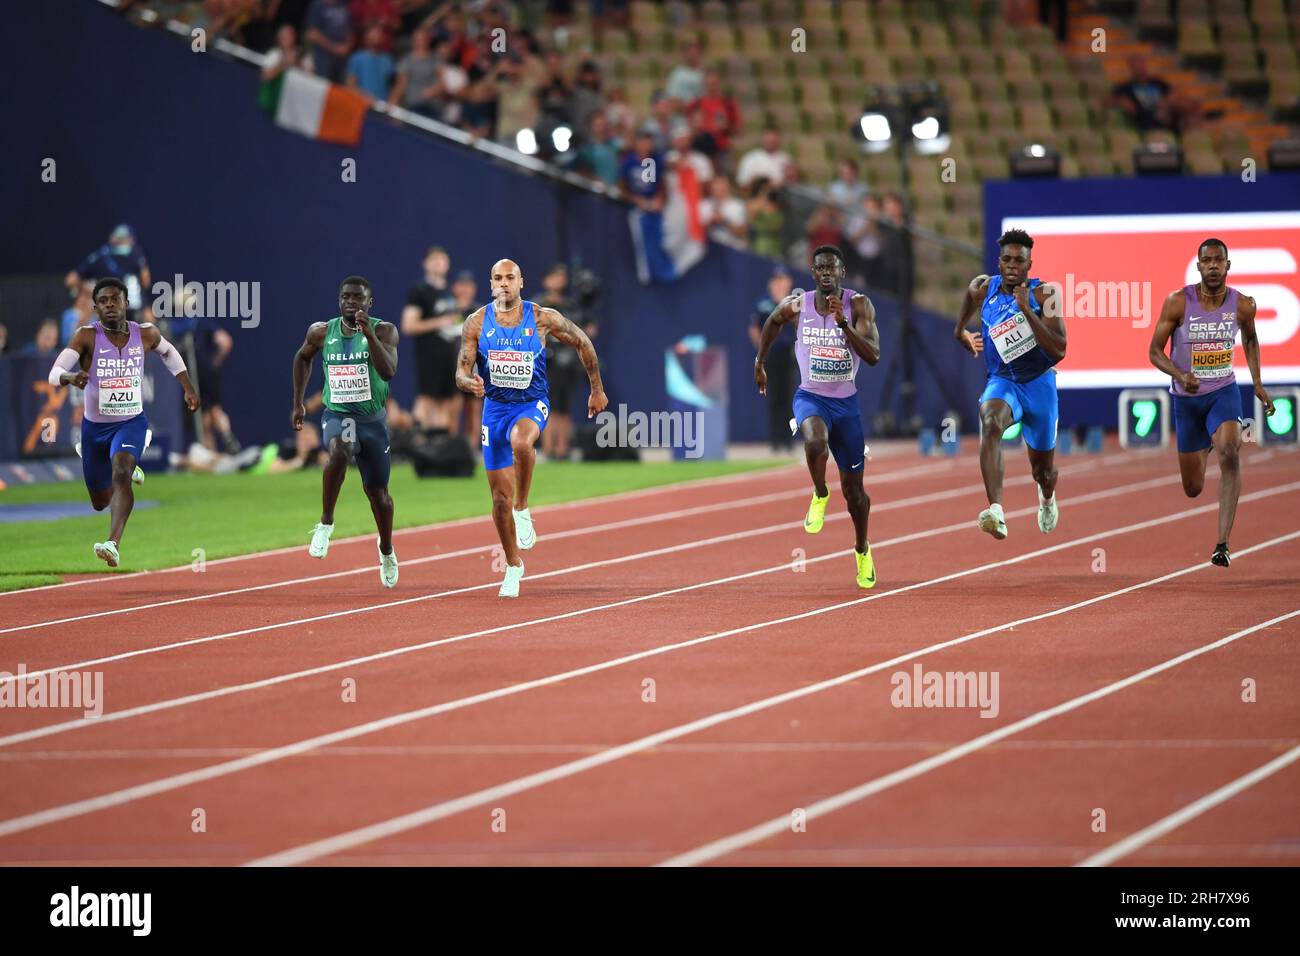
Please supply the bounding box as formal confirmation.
[985,172,1300,429]
[3,0,988,450]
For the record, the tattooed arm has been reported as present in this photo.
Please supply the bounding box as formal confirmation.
[537,306,608,418]
[455,308,486,397]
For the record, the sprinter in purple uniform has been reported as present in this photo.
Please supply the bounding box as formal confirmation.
[47,278,199,567]
[1148,238,1273,567]
[755,245,882,589]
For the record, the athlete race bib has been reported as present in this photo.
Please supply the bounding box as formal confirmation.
[990,311,1038,364]
[328,363,372,403]
[808,344,853,383]
[98,375,143,417]
[488,349,534,389]
[1189,340,1233,381]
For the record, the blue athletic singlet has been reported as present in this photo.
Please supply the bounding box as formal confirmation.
[476,300,549,404]
[980,275,1059,383]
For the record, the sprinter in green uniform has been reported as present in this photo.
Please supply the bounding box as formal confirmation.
[292,275,401,587]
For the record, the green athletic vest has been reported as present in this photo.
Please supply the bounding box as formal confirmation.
[320,316,389,415]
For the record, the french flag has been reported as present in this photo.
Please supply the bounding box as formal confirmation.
[629,165,706,284]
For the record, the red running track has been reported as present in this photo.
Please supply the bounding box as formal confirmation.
[0,441,1296,866]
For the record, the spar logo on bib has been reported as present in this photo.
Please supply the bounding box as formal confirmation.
[808,344,852,382]
[488,349,534,389]
[1190,341,1233,378]
[328,363,372,403]
[98,376,142,417]
[990,312,1039,364]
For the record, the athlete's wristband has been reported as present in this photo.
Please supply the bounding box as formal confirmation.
[155,335,188,375]
[48,348,80,386]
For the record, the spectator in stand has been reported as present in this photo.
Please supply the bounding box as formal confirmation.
[304,0,353,82]
[569,60,606,139]
[61,280,93,346]
[621,131,666,214]
[640,91,687,155]
[735,126,794,191]
[430,5,474,69]
[0,324,8,355]
[876,191,914,298]
[747,266,796,451]
[747,177,785,258]
[496,52,542,146]
[690,70,740,165]
[346,23,395,98]
[461,34,504,138]
[432,37,469,124]
[828,157,868,208]
[602,86,637,141]
[686,105,719,162]
[401,246,461,431]
[846,192,884,288]
[536,51,574,128]
[66,224,151,323]
[388,26,441,117]
[667,125,713,187]
[698,176,748,249]
[664,38,706,105]
[805,203,845,254]
[348,0,399,51]
[261,23,304,81]
[538,264,581,460]
[1106,54,1199,133]
[21,320,60,359]
[578,111,623,185]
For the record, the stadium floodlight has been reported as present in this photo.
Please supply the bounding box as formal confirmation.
[551,125,573,152]
[911,115,940,140]
[516,128,539,155]
[1009,143,1061,178]
[908,104,950,155]
[859,111,892,144]
[1133,141,1183,174]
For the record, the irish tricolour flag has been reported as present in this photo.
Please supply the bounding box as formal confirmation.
[629,165,707,284]
[260,68,370,146]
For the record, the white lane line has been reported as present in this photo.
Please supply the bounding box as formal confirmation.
[0,466,1194,706]
[3,493,1295,845]
[247,541,1300,867]
[1076,744,1300,867]
[660,606,1300,867]
[6,738,1294,761]
[2,445,1166,600]
[0,460,959,635]
[0,460,808,597]
[0,482,1075,747]
[0,466,1164,745]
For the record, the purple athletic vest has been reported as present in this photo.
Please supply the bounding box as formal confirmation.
[794,288,859,398]
[1169,285,1240,397]
[83,321,146,423]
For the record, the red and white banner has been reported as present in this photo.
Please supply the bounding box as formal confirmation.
[1003,211,1300,387]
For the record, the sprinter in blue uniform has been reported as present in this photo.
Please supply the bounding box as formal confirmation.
[953,228,1068,540]
[456,259,608,597]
